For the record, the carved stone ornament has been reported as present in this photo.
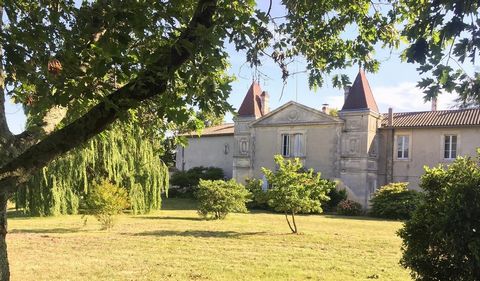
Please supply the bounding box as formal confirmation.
[287,110,299,122]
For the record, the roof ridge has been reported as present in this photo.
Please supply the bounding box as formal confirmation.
[381,107,480,128]
[382,107,480,115]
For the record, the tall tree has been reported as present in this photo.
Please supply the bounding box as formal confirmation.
[0,0,478,280]
[17,122,169,216]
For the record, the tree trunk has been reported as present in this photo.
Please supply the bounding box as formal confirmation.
[0,192,9,281]
[284,211,295,233]
[291,211,298,234]
[0,2,217,279]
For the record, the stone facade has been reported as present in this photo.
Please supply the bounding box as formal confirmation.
[176,72,480,206]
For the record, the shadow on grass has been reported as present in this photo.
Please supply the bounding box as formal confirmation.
[322,214,402,222]
[10,227,82,234]
[133,216,202,221]
[7,209,34,220]
[134,230,266,238]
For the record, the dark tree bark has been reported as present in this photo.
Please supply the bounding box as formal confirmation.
[0,6,11,279]
[0,192,9,281]
[0,1,218,280]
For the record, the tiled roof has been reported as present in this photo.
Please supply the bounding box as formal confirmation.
[342,70,379,112]
[181,123,234,137]
[238,81,264,117]
[381,108,480,128]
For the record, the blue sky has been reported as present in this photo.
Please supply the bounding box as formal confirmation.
[3,2,463,134]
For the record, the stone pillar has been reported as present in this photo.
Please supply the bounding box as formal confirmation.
[232,116,256,183]
[338,109,381,207]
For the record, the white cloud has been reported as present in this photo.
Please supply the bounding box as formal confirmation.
[319,82,460,113]
[373,82,459,113]
[324,95,345,110]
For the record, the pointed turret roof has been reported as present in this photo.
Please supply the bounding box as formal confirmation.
[342,70,379,112]
[238,81,264,117]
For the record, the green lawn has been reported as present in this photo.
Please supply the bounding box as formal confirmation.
[8,199,411,281]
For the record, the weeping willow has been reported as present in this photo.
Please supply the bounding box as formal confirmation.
[15,123,169,216]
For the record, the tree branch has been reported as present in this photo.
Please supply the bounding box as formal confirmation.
[11,106,67,152]
[0,0,218,192]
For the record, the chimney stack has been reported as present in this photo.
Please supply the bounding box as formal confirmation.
[321,103,329,114]
[260,91,270,115]
[388,107,393,127]
[344,86,351,102]
[431,97,437,111]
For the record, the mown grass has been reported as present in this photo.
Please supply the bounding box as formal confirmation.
[8,199,411,281]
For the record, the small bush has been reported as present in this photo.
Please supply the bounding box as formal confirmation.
[84,181,130,229]
[370,182,422,220]
[170,166,224,197]
[196,179,250,220]
[323,188,347,212]
[245,178,269,209]
[337,199,363,216]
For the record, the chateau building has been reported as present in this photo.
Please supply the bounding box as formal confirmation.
[176,70,480,206]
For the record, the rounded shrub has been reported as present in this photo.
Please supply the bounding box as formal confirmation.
[84,180,130,229]
[398,157,480,281]
[370,182,422,220]
[196,179,250,220]
[337,199,363,216]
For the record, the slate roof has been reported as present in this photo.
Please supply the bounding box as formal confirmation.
[381,108,480,128]
[342,70,379,112]
[180,123,234,137]
[238,81,264,117]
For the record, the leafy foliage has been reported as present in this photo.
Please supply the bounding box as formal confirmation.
[323,187,348,212]
[84,180,130,230]
[245,178,269,209]
[169,166,224,197]
[16,123,168,216]
[370,182,422,220]
[262,155,334,233]
[327,108,339,117]
[337,199,363,216]
[398,157,480,280]
[196,179,250,220]
[395,1,480,105]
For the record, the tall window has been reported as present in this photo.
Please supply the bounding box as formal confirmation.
[444,135,457,159]
[281,133,304,157]
[397,135,409,159]
[281,134,290,156]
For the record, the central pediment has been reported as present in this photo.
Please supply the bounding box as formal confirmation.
[250,101,343,127]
